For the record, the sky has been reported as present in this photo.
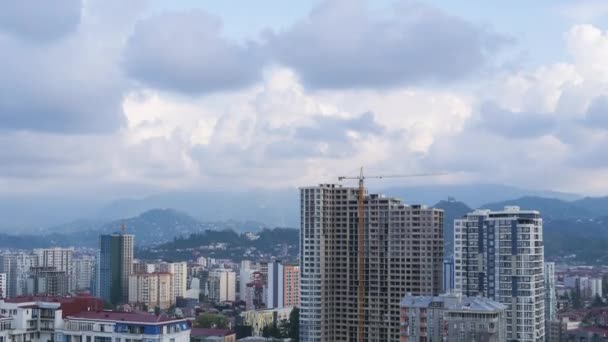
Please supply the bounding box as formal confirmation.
[3,0,608,200]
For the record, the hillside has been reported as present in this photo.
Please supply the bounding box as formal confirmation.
[433,200,472,256]
[136,228,299,262]
[0,209,275,249]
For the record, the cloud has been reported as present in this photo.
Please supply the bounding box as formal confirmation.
[268,0,507,89]
[582,96,608,129]
[0,0,82,41]
[477,102,556,139]
[123,10,265,94]
[0,0,139,134]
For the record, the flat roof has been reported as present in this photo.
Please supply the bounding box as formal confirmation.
[67,311,186,324]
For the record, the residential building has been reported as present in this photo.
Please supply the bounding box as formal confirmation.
[34,248,73,290]
[267,261,283,309]
[300,184,444,342]
[0,253,39,298]
[400,293,507,342]
[283,264,300,308]
[245,272,266,311]
[133,260,155,274]
[0,315,10,342]
[97,233,134,304]
[129,272,174,310]
[454,206,545,342]
[443,258,455,292]
[190,328,236,342]
[241,307,292,337]
[71,255,96,292]
[157,262,188,301]
[208,269,236,302]
[545,262,557,322]
[26,266,69,296]
[0,273,5,299]
[239,261,260,301]
[58,311,190,342]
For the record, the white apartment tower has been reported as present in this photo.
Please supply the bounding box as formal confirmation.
[300,184,444,342]
[544,262,557,321]
[35,248,73,290]
[0,273,6,299]
[454,206,545,342]
[156,262,188,300]
[71,255,96,292]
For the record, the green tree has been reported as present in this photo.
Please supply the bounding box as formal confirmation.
[592,294,604,307]
[262,324,282,338]
[288,307,300,341]
[234,325,253,339]
[572,288,584,309]
[195,313,229,329]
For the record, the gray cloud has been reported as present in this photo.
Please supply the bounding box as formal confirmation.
[123,10,265,94]
[477,102,556,139]
[0,0,82,41]
[267,112,385,159]
[0,0,133,134]
[583,96,608,128]
[268,0,507,89]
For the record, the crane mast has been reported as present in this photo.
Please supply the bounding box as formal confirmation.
[338,167,445,342]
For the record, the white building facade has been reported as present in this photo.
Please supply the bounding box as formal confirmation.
[454,206,545,342]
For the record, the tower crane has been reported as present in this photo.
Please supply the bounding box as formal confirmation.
[338,167,446,342]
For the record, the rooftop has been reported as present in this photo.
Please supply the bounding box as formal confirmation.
[68,311,184,324]
[400,293,507,312]
[190,328,234,337]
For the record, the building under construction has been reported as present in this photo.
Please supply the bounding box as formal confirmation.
[299,184,444,342]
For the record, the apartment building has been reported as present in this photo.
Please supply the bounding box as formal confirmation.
[300,184,443,342]
[454,206,545,342]
[400,293,507,342]
[128,272,174,310]
[208,269,236,303]
[97,233,134,304]
[34,248,73,290]
[71,255,96,292]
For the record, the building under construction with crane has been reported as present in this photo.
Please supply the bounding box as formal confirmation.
[299,182,444,342]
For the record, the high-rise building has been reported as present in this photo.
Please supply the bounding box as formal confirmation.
[0,253,39,298]
[97,233,134,304]
[544,262,557,322]
[245,271,266,311]
[283,264,300,308]
[443,258,455,293]
[34,248,73,289]
[156,262,188,301]
[300,184,444,342]
[128,272,173,309]
[208,269,236,302]
[267,261,283,309]
[454,206,545,342]
[400,293,507,342]
[26,266,69,295]
[0,273,6,299]
[71,255,96,292]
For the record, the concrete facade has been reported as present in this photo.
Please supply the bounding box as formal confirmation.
[300,184,443,342]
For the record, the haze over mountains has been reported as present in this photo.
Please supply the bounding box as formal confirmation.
[0,183,585,233]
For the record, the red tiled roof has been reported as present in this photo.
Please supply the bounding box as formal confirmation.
[5,295,103,318]
[68,311,180,324]
[191,328,234,337]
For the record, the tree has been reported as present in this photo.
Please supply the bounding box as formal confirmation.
[288,307,300,341]
[592,294,604,307]
[234,325,253,339]
[195,313,229,329]
[572,288,584,309]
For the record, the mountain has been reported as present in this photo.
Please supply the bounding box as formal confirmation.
[481,196,594,219]
[137,227,299,262]
[97,190,298,228]
[572,197,608,217]
[0,209,274,249]
[433,200,472,256]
